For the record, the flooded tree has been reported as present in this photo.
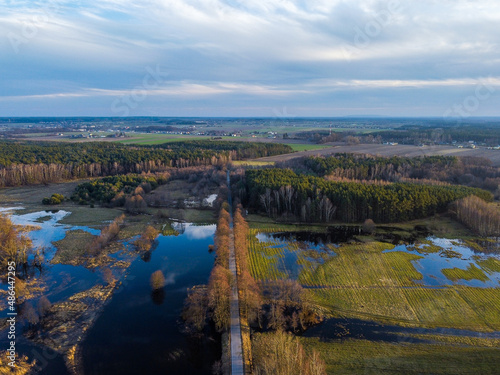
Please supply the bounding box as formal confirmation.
[37,296,51,318]
[150,270,166,290]
[0,214,32,270]
[151,289,165,305]
[102,268,116,285]
[182,286,208,331]
[89,214,125,255]
[22,302,39,326]
[135,225,160,252]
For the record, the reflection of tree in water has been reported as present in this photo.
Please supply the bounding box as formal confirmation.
[171,222,186,235]
[141,251,152,262]
[151,289,165,305]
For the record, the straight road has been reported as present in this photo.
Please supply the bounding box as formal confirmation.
[227,170,244,374]
[229,232,244,374]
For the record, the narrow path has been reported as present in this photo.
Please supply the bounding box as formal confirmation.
[229,233,244,374]
[227,170,245,375]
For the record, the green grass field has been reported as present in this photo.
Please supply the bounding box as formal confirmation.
[246,226,500,331]
[301,337,500,375]
[116,134,210,145]
[286,144,332,152]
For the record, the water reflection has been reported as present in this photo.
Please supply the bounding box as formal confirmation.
[151,289,165,305]
[82,224,220,375]
[385,237,500,288]
[256,228,500,288]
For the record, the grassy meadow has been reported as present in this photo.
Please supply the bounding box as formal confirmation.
[246,225,500,332]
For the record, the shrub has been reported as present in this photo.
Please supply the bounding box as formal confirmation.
[42,193,65,205]
[150,270,166,290]
[362,219,376,234]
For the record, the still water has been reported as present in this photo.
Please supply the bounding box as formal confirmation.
[0,207,219,375]
[81,224,219,375]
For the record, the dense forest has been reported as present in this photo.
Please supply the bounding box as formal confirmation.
[151,140,292,159]
[244,169,492,223]
[71,174,167,206]
[369,124,500,146]
[0,141,292,187]
[279,154,500,195]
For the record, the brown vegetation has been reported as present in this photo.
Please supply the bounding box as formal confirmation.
[150,270,166,290]
[208,264,232,332]
[37,296,52,318]
[252,330,326,375]
[234,207,262,325]
[453,195,500,236]
[134,225,160,252]
[261,279,321,333]
[182,286,208,332]
[0,351,36,374]
[362,219,376,234]
[88,214,125,255]
[22,302,39,326]
[233,207,262,371]
[0,214,32,270]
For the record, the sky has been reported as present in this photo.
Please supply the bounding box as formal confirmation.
[0,0,499,117]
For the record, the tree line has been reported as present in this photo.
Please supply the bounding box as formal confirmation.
[0,140,292,187]
[234,207,325,374]
[452,196,500,236]
[369,124,500,146]
[183,205,232,333]
[280,154,500,194]
[151,140,292,159]
[244,168,493,223]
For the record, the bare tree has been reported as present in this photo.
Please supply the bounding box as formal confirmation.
[362,219,376,234]
[37,296,51,318]
[22,302,39,326]
[150,270,166,290]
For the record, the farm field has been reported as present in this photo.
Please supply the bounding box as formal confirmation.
[301,336,500,375]
[246,226,500,332]
[250,143,500,166]
[286,144,333,152]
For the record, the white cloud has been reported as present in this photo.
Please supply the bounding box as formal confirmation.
[1,0,500,115]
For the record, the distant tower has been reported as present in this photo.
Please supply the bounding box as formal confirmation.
[329,123,332,136]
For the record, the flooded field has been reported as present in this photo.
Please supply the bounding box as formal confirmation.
[0,207,219,375]
[248,226,500,332]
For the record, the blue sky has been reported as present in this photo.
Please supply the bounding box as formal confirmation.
[0,0,499,117]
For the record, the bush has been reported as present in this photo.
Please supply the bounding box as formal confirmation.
[362,219,376,234]
[42,193,65,205]
[150,270,166,290]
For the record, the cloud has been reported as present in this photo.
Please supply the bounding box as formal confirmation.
[1,0,500,115]
[184,224,216,240]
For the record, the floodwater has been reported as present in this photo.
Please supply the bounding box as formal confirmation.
[0,209,102,301]
[81,224,219,375]
[0,207,219,375]
[255,228,500,288]
[385,238,500,288]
